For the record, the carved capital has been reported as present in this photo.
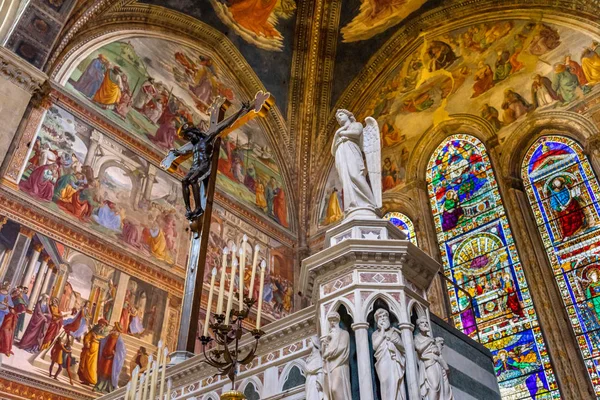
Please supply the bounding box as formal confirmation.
[41,253,51,263]
[0,47,47,94]
[19,226,34,238]
[502,175,525,192]
[33,243,44,253]
[351,322,370,331]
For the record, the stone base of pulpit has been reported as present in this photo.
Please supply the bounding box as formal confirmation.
[300,216,444,400]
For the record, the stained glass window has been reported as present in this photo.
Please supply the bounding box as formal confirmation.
[523,135,600,396]
[427,134,560,400]
[384,212,418,245]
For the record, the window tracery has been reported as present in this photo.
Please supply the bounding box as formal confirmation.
[384,212,418,245]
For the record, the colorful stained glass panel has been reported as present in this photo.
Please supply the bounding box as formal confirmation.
[384,212,418,245]
[428,134,560,399]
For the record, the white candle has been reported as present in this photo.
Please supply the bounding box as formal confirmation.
[131,365,139,400]
[137,376,144,400]
[249,245,259,300]
[256,260,266,330]
[204,268,217,336]
[225,258,238,325]
[149,360,158,400]
[239,243,245,311]
[159,347,169,400]
[125,382,131,400]
[166,378,172,400]
[216,247,228,315]
[142,354,153,400]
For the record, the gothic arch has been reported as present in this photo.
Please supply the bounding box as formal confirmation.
[361,291,401,324]
[278,360,307,392]
[238,376,263,398]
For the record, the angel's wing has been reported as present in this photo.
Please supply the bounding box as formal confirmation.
[362,117,382,208]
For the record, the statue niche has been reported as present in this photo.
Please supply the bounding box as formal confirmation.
[372,307,406,400]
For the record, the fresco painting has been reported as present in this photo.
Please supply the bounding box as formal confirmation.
[65,38,289,229]
[341,0,428,42]
[18,104,187,267]
[202,204,294,323]
[209,0,297,51]
[317,166,344,230]
[363,20,600,193]
[0,218,168,393]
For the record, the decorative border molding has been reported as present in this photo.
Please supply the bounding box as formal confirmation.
[0,46,47,93]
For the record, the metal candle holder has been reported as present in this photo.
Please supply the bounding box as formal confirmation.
[199,297,265,393]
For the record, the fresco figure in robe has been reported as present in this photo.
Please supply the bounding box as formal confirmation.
[12,286,28,338]
[548,176,586,240]
[531,74,560,108]
[63,300,90,340]
[94,322,126,393]
[93,66,124,108]
[581,44,600,85]
[0,288,17,356]
[552,63,580,103]
[19,163,59,202]
[72,54,109,98]
[19,294,50,352]
[41,297,63,350]
[323,187,343,225]
[0,282,14,328]
[78,321,107,386]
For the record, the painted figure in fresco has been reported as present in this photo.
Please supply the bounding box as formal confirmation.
[382,157,400,191]
[531,74,560,108]
[63,300,90,341]
[19,294,50,352]
[565,55,588,86]
[0,281,14,328]
[72,54,109,98]
[0,291,17,356]
[547,176,586,240]
[103,279,116,321]
[414,316,453,400]
[12,286,28,338]
[128,305,144,335]
[552,63,580,104]
[472,61,494,98]
[163,100,251,221]
[501,89,532,124]
[322,312,352,400]
[528,24,561,56]
[221,0,280,39]
[41,297,64,350]
[441,190,463,232]
[78,321,106,386]
[18,163,59,202]
[480,104,502,131]
[93,200,123,231]
[582,43,600,86]
[273,185,287,226]
[332,109,382,213]
[133,78,157,111]
[493,50,513,82]
[49,336,74,385]
[115,74,133,119]
[372,308,406,400]
[255,177,268,210]
[56,172,93,221]
[130,346,149,377]
[427,41,457,72]
[94,322,126,393]
[143,218,173,263]
[93,66,124,109]
[324,187,343,225]
[266,177,276,217]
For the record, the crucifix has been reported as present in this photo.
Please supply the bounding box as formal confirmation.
[161,91,274,355]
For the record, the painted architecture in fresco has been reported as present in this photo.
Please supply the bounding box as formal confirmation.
[65,38,289,229]
[0,217,173,393]
[209,0,297,51]
[17,104,187,267]
[203,204,294,322]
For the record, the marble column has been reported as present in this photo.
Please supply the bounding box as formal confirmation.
[351,322,375,400]
[4,225,34,286]
[51,263,69,300]
[109,272,130,325]
[398,322,420,400]
[84,130,102,166]
[40,262,56,296]
[28,254,49,309]
[21,242,42,288]
[143,164,157,201]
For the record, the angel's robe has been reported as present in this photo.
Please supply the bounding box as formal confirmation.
[331,121,377,210]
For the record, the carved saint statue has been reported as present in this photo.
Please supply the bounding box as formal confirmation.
[332,109,382,217]
[372,308,406,400]
[305,336,325,400]
[414,316,454,400]
[322,311,352,400]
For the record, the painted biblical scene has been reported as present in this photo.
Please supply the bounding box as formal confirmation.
[201,204,294,327]
[427,134,559,399]
[317,167,344,230]
[209,0,297,51]
[0,217,171,394]
[523,136,600,395]
[65,38,290,229]
[17,103,188,267]
[341,0,428,42]
[217,123,289,228]
[365,19,600,193]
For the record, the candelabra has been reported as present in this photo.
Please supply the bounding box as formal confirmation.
[199,236,267,400]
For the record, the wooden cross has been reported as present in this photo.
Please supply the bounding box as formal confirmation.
[174,92,274,354]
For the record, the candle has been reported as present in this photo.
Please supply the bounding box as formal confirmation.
[204,268,217,336]
[131,365,139,400]
[216,247,228,314]
[249,244,259,300]
[256,260,266,330]
[142,354,153,400]
[225,258,238,325]
[125,382,131,400]
[137,376,144,400]
[239,241,245,311]
[159,347,169,400]
[149,360,158,400]
[166,378,172,400]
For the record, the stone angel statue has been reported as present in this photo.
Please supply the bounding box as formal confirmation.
[332,109,382,219]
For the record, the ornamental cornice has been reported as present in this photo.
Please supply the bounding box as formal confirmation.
[0,46,47,94]
[0,366,94,400]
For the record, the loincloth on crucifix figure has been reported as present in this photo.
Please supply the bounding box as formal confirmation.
[160,91,273,223]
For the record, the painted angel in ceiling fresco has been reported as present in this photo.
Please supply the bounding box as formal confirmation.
[341,0,428,43]
[210,0,296,52]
